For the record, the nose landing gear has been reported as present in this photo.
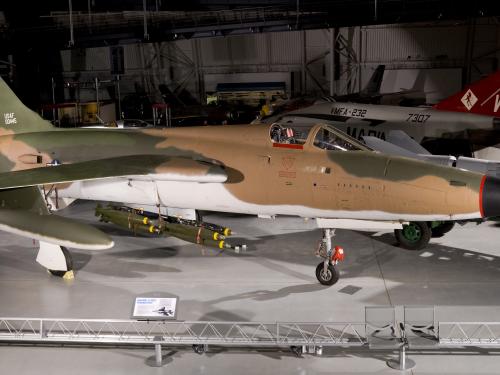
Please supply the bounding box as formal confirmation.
[315,229,344,285]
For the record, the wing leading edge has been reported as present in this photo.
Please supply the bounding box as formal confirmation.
[0,208,113,250]
[0,155,228,190]
[0,186,113,250]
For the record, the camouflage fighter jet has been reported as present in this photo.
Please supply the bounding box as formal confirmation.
[0,78,499,285]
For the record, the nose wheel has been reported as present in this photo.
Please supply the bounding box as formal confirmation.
[315,228,344,286]
[315,262,339,285]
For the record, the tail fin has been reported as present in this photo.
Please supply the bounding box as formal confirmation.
[409,70,426,92]
[0,78,54,136]
[361,65,385,95]
[433,71,500,116]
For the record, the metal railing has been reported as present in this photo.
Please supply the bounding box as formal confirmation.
[0,318,366,347]
[4,306,500,368]
[439,322,500,346]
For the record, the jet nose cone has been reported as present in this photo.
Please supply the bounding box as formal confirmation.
[480,175,500,218]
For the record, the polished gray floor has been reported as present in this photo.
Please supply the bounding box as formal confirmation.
[1,201,500,374]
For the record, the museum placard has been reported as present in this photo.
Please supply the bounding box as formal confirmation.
[132,297,178,320]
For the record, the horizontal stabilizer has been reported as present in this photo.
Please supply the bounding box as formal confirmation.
[0,209,113,250]
[0,155,227,190]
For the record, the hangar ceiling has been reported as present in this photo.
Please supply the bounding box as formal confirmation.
[1,1,499,50]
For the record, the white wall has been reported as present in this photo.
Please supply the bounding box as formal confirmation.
[59,18,499,103]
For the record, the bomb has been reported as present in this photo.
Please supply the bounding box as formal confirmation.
[95,205,230,248]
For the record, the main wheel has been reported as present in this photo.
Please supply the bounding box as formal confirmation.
[315,262,339,286]
[431,221,455,238]
[394,221,431,250]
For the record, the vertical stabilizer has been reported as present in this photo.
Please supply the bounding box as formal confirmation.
[0,78,54,135]
[433,71,500,116]
[410,70,426,91]
[361,65,385,95]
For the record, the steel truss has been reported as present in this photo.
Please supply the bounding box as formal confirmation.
[0,319,366,347]
[439,322,500,346]
[3,306,500,367]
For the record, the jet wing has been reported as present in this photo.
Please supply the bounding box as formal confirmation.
[0,155,227,190]
[0,208,113,250]
[0,186,113,250]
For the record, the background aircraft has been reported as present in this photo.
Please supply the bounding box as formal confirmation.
[0,78,498,285]
[321,65,427,107]
[264,71,500,157]
[259,65,427,121]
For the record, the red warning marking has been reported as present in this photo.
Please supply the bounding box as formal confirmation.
[272,143,303,150]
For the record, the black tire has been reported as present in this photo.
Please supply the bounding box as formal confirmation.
[315,262,339,286]
[48,270,67,277]
[431,222,455,238]
[394,221,431,250]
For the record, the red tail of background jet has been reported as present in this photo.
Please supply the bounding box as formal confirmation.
[433,71,500,116]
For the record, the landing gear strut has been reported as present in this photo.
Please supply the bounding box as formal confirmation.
[315,229,344,286]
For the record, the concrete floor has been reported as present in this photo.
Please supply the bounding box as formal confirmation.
[1,201,500,374]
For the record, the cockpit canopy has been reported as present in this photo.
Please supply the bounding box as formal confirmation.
[269,123,371,152]
[313,125,371,151]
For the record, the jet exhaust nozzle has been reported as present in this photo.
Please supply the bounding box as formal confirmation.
[480,175,500,218]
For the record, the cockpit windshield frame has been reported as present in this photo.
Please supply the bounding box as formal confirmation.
[312,124,373,152]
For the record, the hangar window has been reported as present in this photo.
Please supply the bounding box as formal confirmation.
[270,124,310,146]
[313,125,371,152]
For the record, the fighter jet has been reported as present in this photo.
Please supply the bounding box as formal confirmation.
[154,307,174,317]
[262,65,425,120]
[264,71,500,156]
[0,78,499,285]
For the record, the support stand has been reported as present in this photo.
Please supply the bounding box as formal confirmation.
[386,345,416,371]
[154,343,162,367]
[147,336,166,367]
[387,322,416,371]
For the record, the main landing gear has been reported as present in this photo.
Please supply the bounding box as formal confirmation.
[394,221,456,250]
[315,229,344,286]
[394,222,431,250]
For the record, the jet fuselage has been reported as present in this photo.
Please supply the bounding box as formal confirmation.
[1,123,493,221]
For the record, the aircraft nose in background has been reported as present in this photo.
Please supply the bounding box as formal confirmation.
[480,175,500,218]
